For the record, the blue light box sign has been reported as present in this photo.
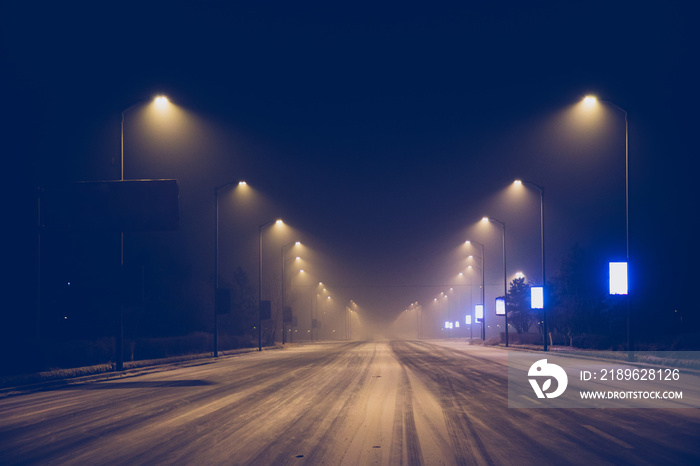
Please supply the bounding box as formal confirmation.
[475,304,484,322]
[531,286,544,309]
[495,297,505,316]
[609,262,628,295]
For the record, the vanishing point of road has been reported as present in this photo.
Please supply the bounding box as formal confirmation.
[1,340,698,465]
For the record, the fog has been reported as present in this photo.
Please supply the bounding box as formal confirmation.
[3,2,695,362]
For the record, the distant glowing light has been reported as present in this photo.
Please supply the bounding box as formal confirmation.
[531,286,544,309]
[515,272,525,279]
[475,304,484,321]
[609,262,628,295]
[582,95,598,108]
[275,219,284,226]
[481,217,489,223]
[238,181,247,186]
[465,240,471,245]
[514,179,522,186]
[455,321,460,328]
[465,315,472,325]
[295,241,301,245]
[154,95,169,109]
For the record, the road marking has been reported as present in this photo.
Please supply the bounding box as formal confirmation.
[519,394,540,405]
[583,425,634,449]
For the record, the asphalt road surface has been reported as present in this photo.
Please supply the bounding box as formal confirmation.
[1,340,699,465]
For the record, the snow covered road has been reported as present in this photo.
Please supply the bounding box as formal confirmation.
[1,341,698,465]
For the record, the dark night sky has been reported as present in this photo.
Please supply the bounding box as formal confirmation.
[2,1,696,337]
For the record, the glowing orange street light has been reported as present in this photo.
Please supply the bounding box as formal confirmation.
[583,95,598,106]
[154,95,169,107]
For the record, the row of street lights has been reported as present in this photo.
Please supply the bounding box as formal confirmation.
[119,92,631,361]
[468,95,629,352]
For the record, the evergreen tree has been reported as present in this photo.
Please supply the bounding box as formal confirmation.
[550,244,608,346]
[507,277,534,334]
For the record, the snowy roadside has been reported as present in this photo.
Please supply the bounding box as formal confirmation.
[0,344,286,397]
[425,338,700,373]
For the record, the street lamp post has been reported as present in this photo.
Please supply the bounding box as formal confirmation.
[116,96,168,371]
[516,180,547,351]
[461,269,474,340]
[281,241,300,344]
[482,218,508,347]
[214,181,245,357]
[466,240,485,340]
[259,219,282,351]
[583,96,632,358]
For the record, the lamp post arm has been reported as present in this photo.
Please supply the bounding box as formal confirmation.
[599,101,629,260]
